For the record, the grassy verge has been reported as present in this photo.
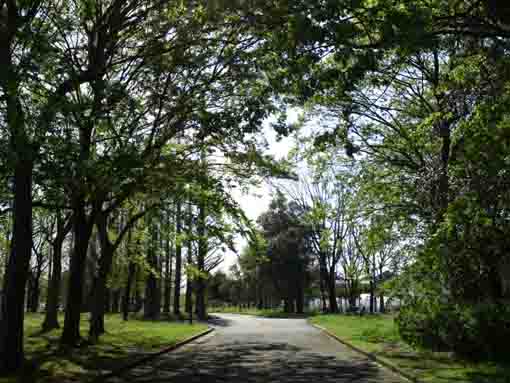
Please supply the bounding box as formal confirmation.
[0,313,208,383]
[211,306,318,318]
[311,314,510,383]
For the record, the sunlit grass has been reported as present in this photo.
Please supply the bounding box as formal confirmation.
[1,313,208,383]
[311,314,510,383]
[210,306,318,318]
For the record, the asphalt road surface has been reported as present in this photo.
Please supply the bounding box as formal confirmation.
[106,313,405,383]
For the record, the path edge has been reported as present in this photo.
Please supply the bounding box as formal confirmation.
[94,326,214,381]
[310,323,421,383]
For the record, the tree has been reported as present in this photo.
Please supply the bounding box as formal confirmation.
[257,192,312,314]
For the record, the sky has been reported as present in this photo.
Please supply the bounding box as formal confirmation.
[219,116,298,273]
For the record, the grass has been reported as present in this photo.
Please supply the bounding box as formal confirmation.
[210,306,318,318]
[0,313,208,383]
[311,314,510,383]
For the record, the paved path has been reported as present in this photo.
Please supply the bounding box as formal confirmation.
[107,314,405,383]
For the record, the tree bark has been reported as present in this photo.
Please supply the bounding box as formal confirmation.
[195,198,207,320]
[122,260,136,321]
[296,280,304,314]
[369,279,375,313]
[173,201,182,316]
[327,268,339,313]
[319,255,328,312]
[42,217,68,331]
[89,224,113,340]
[0,160,33,372]
[61,199,94,346]
[163,212,172,315]
[111,290,120,313]
[144,219,161,320]
[27,270,41,313]
[379,294,385,313]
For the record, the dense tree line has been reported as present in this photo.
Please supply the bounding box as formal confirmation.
[0,0,294,373]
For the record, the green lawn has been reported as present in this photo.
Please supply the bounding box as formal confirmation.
[211,306,318,318]
[1,313,208,383]
[311,314,510,383]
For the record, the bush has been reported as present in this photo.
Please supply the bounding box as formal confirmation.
[397,300,510,360]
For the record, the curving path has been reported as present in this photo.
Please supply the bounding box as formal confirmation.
[106,313,405,383]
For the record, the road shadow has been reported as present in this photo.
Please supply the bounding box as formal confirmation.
[207,315,235,328]
[102,341,396,383]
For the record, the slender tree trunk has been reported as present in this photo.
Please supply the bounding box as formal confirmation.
[61,200,94,346]
[122,260,136,321]
[283,298,291,313]
[122,228,134,321]
[185,251,193,315]
[196,198,207,320]
[144,219,160,320]
[0,160,33,372]
[26,271,34,312]
[89,228,114,340]
[369,279,375,313]
[327,268,339,313]
[163,212,172,315]
[296,280,304,314]
[111,290,120,313]
[319,255,328,312]
[173,201,182,316]
[28,271,41,313]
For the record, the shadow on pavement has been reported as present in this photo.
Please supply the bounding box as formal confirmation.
[207,315,235,328]
[105,341,391,383]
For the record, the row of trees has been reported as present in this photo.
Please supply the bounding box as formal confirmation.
[223,170,407,315]
[0,0,301,373]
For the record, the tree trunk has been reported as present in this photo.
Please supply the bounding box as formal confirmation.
[27,271,41,313]
[283,298,291,313]
[89,225,113,340]
[144,220,160,320]
[296,280,304,314]
[163,212,172,315]
[0,160,33,372]
[122,260,136,321]
[327,269,339,313]
[173,201,182,316]
[43,229,65,331]
[185,258,193,315]
[111,290,120,313]
[195,199,207,321]
[369,279,375,313]
[379,294,385,313]
[61,200,94,346]
[319,255,328,312]
[89,245,112,340]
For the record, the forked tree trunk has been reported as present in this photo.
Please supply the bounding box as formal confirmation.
[61,199,94,346]
[42,223,67,331]
[89,235,113,340]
